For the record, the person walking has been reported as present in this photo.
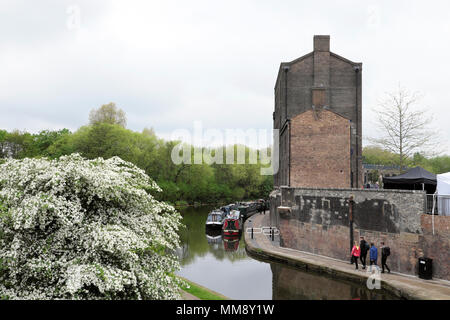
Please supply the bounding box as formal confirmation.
[380,242,391,273]
[359,236,369,269]
[351,241,361,270]
[369,243,378,272]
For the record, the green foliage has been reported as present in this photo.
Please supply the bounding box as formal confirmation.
[0,129,71,159]
[362,146,399,166]
[363,146,450,174]
[0,125,273,204]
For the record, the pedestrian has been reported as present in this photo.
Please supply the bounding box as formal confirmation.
[380,241,391,273]
[369,243,378,272]
[351,241,361,270]
[359,236,369,269]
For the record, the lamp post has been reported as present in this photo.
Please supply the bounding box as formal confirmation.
[349,195,355,263]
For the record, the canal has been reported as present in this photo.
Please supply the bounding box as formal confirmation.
[176,205,398,300]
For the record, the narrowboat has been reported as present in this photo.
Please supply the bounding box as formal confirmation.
[237,202,258,219]
[222,210,242,236]
[220,203,239,215]
[205,209,226,229]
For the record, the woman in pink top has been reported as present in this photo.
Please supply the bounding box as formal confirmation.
[351,241,361,270]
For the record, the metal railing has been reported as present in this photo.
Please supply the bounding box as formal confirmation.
[426,194,450,215]
[426,194,435,214]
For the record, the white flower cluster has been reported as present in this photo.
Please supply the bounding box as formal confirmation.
[0,154,182,300]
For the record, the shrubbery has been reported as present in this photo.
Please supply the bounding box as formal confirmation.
[0,154,182,300]
[0,125,273,204]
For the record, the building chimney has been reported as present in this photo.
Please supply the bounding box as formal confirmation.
[314,35,330,52]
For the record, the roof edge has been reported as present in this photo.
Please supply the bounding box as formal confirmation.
[274,51,362,89]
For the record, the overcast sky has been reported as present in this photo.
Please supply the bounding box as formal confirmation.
[1,0,449,153]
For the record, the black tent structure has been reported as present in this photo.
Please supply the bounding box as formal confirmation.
[383,166,437,194]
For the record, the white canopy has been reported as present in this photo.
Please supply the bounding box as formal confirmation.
[437,172,450,216]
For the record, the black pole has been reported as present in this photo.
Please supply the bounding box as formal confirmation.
[349,196,354,263]
[354,67,360,189]
[284,67,289,121]
[350,123,353,188]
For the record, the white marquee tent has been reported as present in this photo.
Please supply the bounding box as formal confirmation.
[436,172,450,216]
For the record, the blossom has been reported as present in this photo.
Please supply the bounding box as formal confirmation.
[0,154,182,300]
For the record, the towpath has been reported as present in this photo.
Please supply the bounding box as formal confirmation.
[245,212,450,300]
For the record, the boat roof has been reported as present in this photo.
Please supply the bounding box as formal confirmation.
[225,210,240,219]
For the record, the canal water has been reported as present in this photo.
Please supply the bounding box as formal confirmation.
[176,205,398,300]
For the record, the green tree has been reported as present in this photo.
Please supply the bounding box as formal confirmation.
[89,102,127,128]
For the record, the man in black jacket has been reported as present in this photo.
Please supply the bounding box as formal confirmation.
[359,236,369,269]
[381,242,391,273]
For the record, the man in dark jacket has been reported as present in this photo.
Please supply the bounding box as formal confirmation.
[369,243,378,272]
[380,242,391,273]
[359,236,369,269]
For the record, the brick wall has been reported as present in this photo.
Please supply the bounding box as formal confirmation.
[290,109,350,188]
[270,187,449,280]
[420,215,450,280]
[274,35,363,188]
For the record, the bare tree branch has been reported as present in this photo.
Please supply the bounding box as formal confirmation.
[369,84,442,172]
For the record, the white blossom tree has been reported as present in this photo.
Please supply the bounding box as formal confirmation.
[0,154,182,300]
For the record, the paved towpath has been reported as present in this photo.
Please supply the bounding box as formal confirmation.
[244,212,450,300]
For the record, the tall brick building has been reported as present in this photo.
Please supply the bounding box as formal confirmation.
[274,35,362,189]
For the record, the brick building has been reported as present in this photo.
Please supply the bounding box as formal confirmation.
[274,35,363,189]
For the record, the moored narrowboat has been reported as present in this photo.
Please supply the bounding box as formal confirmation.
[222,210,242,236]
[205,209,226,229]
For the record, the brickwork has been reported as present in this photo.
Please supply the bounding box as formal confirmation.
[420,215,450,280]
[274,35,362,188]
[290,109,350,188]
[270,187,449,280]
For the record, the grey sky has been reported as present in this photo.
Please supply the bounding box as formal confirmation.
[1,0,449,153]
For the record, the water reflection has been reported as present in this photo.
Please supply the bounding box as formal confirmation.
[177,205,398,300]
[205,229,222,246]
[177,205,272,300]
[178,205,248,266]
[223,235,241,252]
[271,263,398,300]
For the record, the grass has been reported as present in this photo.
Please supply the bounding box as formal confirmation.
[179,277,228,300]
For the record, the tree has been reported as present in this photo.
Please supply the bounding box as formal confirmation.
[33,129,71,157]
[0,130,7,158]
[0,154,182,299]
[1,130,35,159]
[89,102,127,128]
[370,85,440,172]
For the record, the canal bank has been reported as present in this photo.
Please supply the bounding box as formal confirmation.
[178,276,229,300]
[177,205,404,299]
[244,212,450,300]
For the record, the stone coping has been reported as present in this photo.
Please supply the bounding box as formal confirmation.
[275,186,426,194]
